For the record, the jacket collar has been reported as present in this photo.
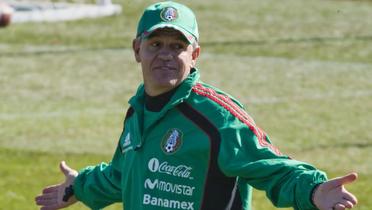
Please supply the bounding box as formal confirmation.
[128,68,200,114]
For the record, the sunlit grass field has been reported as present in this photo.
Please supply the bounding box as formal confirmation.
[0,0,371,209]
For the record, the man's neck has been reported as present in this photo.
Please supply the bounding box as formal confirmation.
[144,87,178,112]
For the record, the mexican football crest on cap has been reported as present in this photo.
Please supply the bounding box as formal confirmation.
[161,128,183,154]
[160,7,178,21]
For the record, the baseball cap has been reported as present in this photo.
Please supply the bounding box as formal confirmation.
[136,1,199,43]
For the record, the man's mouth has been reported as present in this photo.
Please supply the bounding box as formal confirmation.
[153,66,176,71]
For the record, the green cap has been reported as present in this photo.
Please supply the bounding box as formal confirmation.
[136,1,199,43]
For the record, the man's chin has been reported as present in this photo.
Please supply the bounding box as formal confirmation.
[157,79,179,87]
[150,81,179,93]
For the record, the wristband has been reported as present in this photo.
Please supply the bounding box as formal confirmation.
[62,185,74,202]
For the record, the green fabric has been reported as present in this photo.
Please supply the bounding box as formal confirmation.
[136,1,199,43]
[73,69,327,210]
[144,108,159,132]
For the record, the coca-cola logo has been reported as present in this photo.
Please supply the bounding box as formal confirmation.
[148,158,193,180]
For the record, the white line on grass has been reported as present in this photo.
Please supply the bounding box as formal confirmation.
[246,90,372,105]
[0,108,125,120]
[201,52,372,67]
[1,90,371,120]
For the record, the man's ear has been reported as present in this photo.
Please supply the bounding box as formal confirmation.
[191,46,200,68]
[132,38,141,63]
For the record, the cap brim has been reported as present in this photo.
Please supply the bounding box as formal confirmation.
[143,23,195,44]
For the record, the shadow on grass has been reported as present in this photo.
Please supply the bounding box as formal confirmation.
[302,142,372,151]
[1,35,372,57]
[0,46,125,57]
[202,35,372,47]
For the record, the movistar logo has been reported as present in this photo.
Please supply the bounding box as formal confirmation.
[144,178,195,196]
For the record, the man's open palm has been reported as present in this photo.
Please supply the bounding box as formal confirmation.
[313,172,358,210]
[35,161,78,210]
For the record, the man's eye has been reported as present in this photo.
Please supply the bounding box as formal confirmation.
[150,42,160,48]
[173,43,185,50]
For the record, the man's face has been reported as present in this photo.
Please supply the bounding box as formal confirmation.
[133,28,200,96]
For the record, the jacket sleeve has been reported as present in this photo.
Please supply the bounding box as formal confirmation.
[72,108,134,209]
[73,144,123,210]
[218,114,327,210]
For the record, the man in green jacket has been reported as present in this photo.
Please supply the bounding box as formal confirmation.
[35,1,358,210]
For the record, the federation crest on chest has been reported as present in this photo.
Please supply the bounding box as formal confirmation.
[161,128,183,154]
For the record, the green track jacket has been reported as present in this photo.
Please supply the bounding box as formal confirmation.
[73,69,327,210]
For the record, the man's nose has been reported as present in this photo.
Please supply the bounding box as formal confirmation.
[158,48,173,60]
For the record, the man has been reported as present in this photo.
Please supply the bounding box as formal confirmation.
[35,1,358,210]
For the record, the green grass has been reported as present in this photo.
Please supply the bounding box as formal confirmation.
[1,0,371,209]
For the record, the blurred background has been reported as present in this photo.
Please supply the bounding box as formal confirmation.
[0,0,371,209]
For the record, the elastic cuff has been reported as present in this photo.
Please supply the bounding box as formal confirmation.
[297,171,327,210]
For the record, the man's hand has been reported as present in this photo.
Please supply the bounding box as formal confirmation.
[313,172,358,210]
[35,161,79,210]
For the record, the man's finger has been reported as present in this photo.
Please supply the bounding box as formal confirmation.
[42,185,59,193]
[325,172,358,189]
[35,196,58,206]
[342,172,358,185]
[41,204,62,210]
[334,203,346,210]
[36,198,58,206]
[342,191,358,205]
[59,161,73,176]
[35,192,57,202]
[338,199,355,209]
[37,192,58,200]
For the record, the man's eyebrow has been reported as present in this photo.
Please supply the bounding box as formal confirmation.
[147,32,189,43]
[174,36,189,43]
